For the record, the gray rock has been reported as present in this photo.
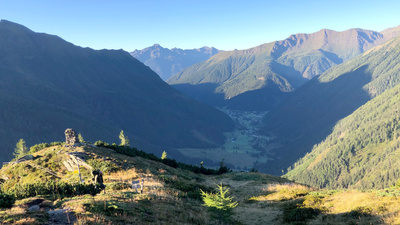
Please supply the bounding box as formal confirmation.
[28,205,40,211]
[65,128,79,145]
[48,209,66,216]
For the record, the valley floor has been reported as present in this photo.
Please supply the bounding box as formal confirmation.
[176,109,274,171]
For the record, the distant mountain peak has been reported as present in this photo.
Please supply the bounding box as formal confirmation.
[0,19,31,31]
[130,45,222,80]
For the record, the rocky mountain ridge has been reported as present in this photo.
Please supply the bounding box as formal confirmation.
[130,44,221,80]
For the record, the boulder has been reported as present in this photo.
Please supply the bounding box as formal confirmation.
[28,205,40,212]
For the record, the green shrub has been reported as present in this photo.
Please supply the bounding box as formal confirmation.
[94,140,109,147]
[282,203,320,223]
[162,158,178,168]
[29,142,64,154]
[29,143,50,154]
[98,144,230,175]
[0,193,15,208]
[3,181,102,199]
[87,158,120,173]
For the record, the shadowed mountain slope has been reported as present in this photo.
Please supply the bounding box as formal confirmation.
[261,36,400,175]
[130,44,221,81]
[0,20,234,161]
[168,27,399,110]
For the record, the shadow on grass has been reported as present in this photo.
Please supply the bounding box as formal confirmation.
[286,199,383,225]
[246,196,384,225]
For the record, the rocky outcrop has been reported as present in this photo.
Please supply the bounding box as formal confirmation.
[63,152,92,172]
[64,129,79,146]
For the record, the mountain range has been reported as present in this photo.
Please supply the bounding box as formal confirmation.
[0,20,234,162]
[4,18,400,224]
[130,44,221,81]
[3,18,400,190]
[168,26,400,110]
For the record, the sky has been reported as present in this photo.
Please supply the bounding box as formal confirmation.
[1,0,400,51]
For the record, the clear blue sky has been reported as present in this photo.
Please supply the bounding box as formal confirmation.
[1,0,400,51]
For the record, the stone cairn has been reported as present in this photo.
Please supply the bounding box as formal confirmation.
[65,128,80,146]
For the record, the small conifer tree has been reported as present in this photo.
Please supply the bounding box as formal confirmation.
[161,151,167,160]
[119,130,130,146]
[78,133,85,143]
[201,184,238,222]
[13,139,28,159]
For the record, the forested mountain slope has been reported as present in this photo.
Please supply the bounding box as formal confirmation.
[261,36,400,175]
[168,27,399,110]
[285,81,400,189]
[0,20,234,161]
[130,44,221,81]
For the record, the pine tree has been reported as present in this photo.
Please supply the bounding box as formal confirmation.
[13,139,28,159]
[78,133,85,143]
[119,130,130,146]
[161,151,167,160]
[201,184,238,222]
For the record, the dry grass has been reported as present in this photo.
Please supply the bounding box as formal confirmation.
[312,190,400,224]
[105,168,139,183]
[4,144,400,224]
[259,183,315,201]
[13,217,37,224]
[0,204,48,225]
[58,189,213,225]
[74,213,112,225]
[233,203,282,225]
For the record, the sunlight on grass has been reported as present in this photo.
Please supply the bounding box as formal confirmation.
[249,183,315,202]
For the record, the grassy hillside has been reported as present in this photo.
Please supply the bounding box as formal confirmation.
[284,80,400,189]
[2,142,400,224]
[261,36,400,175]
[0,20,234,161]
[0,142,288,224]
[168,27,396,110]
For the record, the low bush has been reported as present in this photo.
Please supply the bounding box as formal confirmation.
[3,181,102,199]
[0,193,16,208]
[94,141,231,176]
[29,143,50,154]
[87,158,120,173]
[29,142,64,154]
[283,205,320,222]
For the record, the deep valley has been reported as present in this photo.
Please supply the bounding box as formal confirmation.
[2,11,400,224]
